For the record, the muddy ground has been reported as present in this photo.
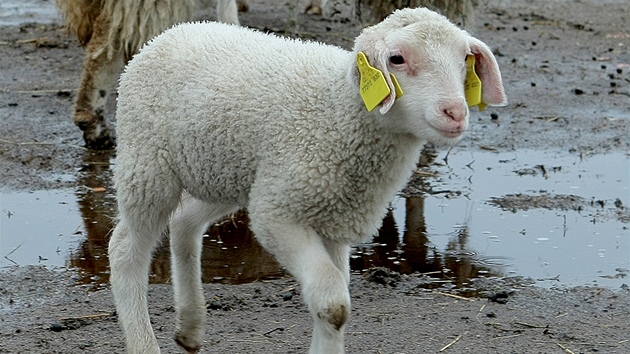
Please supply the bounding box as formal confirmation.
[1,0,629,353]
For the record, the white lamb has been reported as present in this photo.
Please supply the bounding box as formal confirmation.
[109,7,507,353]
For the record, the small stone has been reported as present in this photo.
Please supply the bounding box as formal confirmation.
[208,301,223,310]
[489,291,510,304]
[282,292,294,301]
[49,323,64,332]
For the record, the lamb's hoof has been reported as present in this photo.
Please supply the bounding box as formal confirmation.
[175,335,201,354]
[305,5,322,15]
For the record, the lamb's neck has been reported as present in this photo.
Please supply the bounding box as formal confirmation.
[328,55,365,118]
[324,57,425,195]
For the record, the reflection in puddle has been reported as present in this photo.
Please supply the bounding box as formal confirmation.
[1,149,628,289]
[350,197,508,288]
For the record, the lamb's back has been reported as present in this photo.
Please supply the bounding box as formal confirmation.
[115,22,356,206]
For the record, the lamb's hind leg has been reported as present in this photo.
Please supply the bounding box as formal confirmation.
[74,13,123,149]
[169,194,239,352]
[249,218,350,354]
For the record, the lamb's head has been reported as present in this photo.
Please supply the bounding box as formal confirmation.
[350,7,507,145]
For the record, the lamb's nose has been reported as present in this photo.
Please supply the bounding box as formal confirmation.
[441,100,467,122]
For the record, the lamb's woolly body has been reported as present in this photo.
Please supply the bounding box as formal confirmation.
[117,22,423,244]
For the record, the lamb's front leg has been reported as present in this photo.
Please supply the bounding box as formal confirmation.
[169,195,239,352]
[249,220,350,354]
[322,238,351,287]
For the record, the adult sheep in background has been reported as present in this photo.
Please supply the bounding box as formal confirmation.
[55,0,326,149]
[108,7,506,354]
[357,0,478,27]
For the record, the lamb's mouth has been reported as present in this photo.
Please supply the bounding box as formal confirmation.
[439,129,464,138]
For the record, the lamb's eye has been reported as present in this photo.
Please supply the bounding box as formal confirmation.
[389,55,405,65]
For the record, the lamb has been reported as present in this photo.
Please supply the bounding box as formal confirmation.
[56,0,326,149]
[108,7,506,353]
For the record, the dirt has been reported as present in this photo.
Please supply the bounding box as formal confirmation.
[0,0,629,353]
[1,265,629,353]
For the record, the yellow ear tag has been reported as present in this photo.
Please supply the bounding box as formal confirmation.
[390,72,404,99]
[357,52,403,112]
[464,55,487,111]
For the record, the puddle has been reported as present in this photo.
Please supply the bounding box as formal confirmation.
[1,149,628,289]
[0,0,61,27]
[1,190,83,267]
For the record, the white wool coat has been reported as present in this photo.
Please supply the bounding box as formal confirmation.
[116,21,424,245]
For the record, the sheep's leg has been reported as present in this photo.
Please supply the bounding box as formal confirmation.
[73,13,122,149]
[169,195,239,352]
[250,220,349,354]
[108,219,163,353]
[309,238,350,354]
[216,0,240,25]
[109,177,182,353]
[322,238,351,286]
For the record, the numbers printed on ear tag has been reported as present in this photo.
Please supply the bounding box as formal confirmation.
[464,55,487,111]
[357,52,403,112]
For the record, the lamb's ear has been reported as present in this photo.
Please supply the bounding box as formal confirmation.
[469,38,508,106]
[353,41,399,114]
